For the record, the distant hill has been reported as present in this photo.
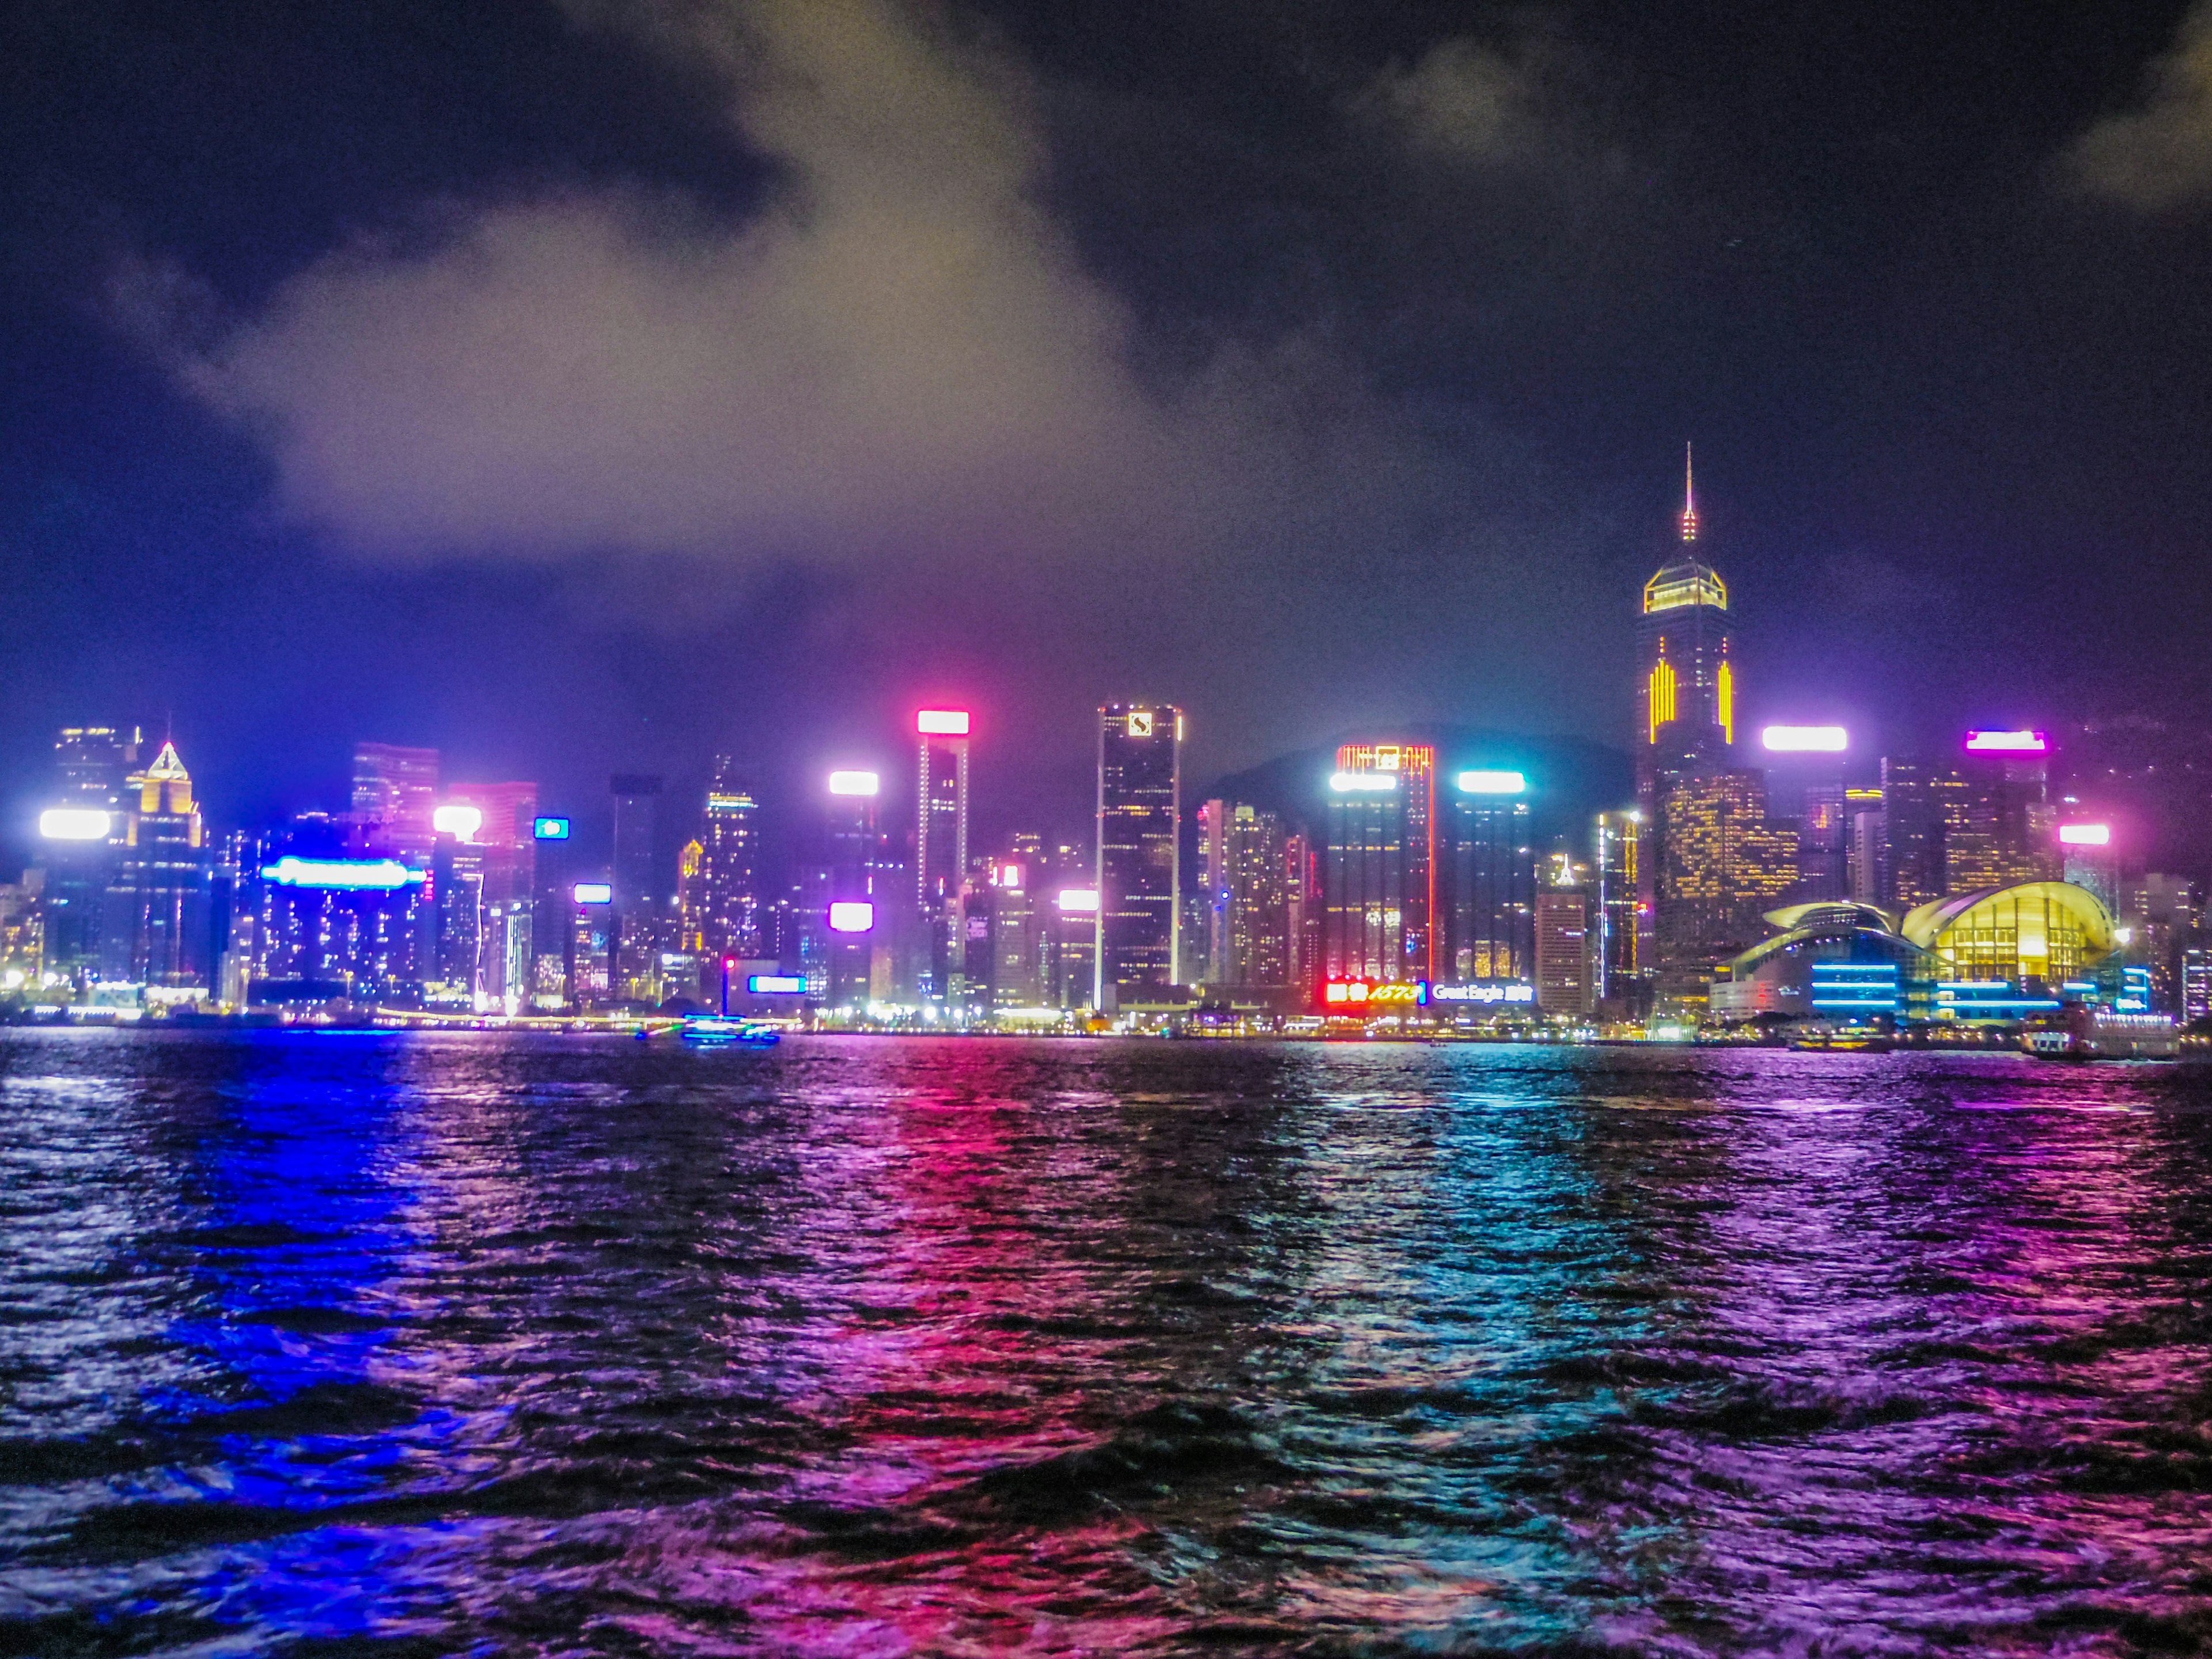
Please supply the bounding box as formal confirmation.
[1192,727,1634,856]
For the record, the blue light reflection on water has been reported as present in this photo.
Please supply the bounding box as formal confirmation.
[1,1032,2209,1655]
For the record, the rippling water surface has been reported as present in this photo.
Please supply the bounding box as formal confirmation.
[4,1033,2212,1656]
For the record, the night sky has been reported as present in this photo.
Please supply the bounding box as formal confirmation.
[5,0,2210,865]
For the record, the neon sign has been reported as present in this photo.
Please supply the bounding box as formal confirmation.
[1323,979,1429,1006]
[827,771,880,797]
[1760,726,1848,753]
[1330,771,1399,792]
[2058,823,2111,846]
[747,974,806,994]
[39,808,111,841]
[263,857,425,891]
[1965,730,2048,753]
[532,816,571,840]
[571,882,613,904]
[828,901,874,933]
[916,710,971,736]
[1430,981,1535,1004]
[1457,770,1527,794]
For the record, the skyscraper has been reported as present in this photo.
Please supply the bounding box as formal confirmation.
[1637,449,1737,976]
[443,781,539,1011]
[1535,855,1594,1017]
[351,743,439,858]
[1325,744,1438,985]
[1096,704,1181,1005]
[698,757,762,965]
[1652,770,1800,994]
[1446,771,1533,982]
[39,725,141,978]
[1199,800,1289,988]
[609,774,662,1003]
[1878,758,1964,909]
[915,711,971,1001]
[101,740,211,988]
[1594,809,1641,999]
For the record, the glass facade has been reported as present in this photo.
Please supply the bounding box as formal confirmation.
[1095,705,1181,1002]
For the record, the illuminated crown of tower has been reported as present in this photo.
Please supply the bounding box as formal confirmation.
[1679,443,1698,543]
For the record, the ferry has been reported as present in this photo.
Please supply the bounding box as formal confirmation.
[2024,1010,2176,1060]
[680,1015,781,1047]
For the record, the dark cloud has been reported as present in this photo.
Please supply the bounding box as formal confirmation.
[2066,1,2212,209]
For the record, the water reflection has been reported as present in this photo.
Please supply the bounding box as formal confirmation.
[1,1033,2208,1654]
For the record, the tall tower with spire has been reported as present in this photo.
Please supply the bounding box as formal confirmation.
[1635,447,1745,994]
[1637,445,1736,777]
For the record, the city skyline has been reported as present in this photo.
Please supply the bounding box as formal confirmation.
[7,3,2212,880]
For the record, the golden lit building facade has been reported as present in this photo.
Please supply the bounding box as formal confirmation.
[1654,770,1799,997]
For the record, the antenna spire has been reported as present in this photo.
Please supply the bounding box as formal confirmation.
[1679,442,1698,543]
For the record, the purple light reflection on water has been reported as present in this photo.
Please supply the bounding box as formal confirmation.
[0,1035,2208,1654]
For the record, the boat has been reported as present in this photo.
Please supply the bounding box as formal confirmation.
[1790,1032,1895,1052]
[680,1015,780,1047]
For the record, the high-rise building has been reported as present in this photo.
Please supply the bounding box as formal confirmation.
[2183,947,2209,1025]
[1285,832,1320,994]
[247,815,431,1002]
[1199,800,1290,988]
[1845,788,1885,904]
[442,781,539,1012]
[1653,770,1800,995]
[915,711,971,1002]
[609,774,662,1003]
[1948,741,2059,892]
[101,741,211,988]
[816,767,886,1010]
[1325,744,1438,986]
[1535,853,1594,1017]
[1593,809,1641,1000]
[988,853,1046,1010]
[698,759,763,966]
[1095,704,1182,1005]
[351,743,439,858]
[1876,759,1962,910]
[1637,450,1738,975]
[1446,771,1533,982]
[56,726,141,805]
[37,725,141,979]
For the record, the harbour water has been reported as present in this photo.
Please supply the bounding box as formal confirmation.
[3,1032,2210,1655]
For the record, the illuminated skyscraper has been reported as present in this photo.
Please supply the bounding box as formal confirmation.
[1878,758,1964,909]
[698,757,762,964]
[1199,800,1289,988]
[915,710,971,1001]
[1446,770,1532,982]
[351,743,439,858]
[1535,853,1594,1017]
[1594,809,1641,999]
[1096,704,1181,1004]
[1637,449,1737,973]
[1652,770,1800,995]
[101,740,211,987]
[442,781,538,1010]
[1325,744,1438,984]
[39,725,140,978]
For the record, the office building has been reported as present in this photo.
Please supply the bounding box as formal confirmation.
[1325,743,1438,986]
[698,758,763,967]
[1095,704,1182,1005]
[1199,800,1289,988]
[1535,877,1594,1018]
[37,725,141,979]
[101,741,212,989]
[248,817,431,1002]
[2183,948,2209,1025]
[915,711,971,1002]
[1653,770,1800,995]
[1949,737,2059,892]
[1637,450,1738,967]
[609,774,662,1004]
[1446,771,1533,983]
[442,781,538,1011]
[1593,809,1640,1001]
[1876,759,1963,910]
[1845,788,1884,904]
[351,743,440,858]
[988,853,1046,1010]
[1285,833,1320,994]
